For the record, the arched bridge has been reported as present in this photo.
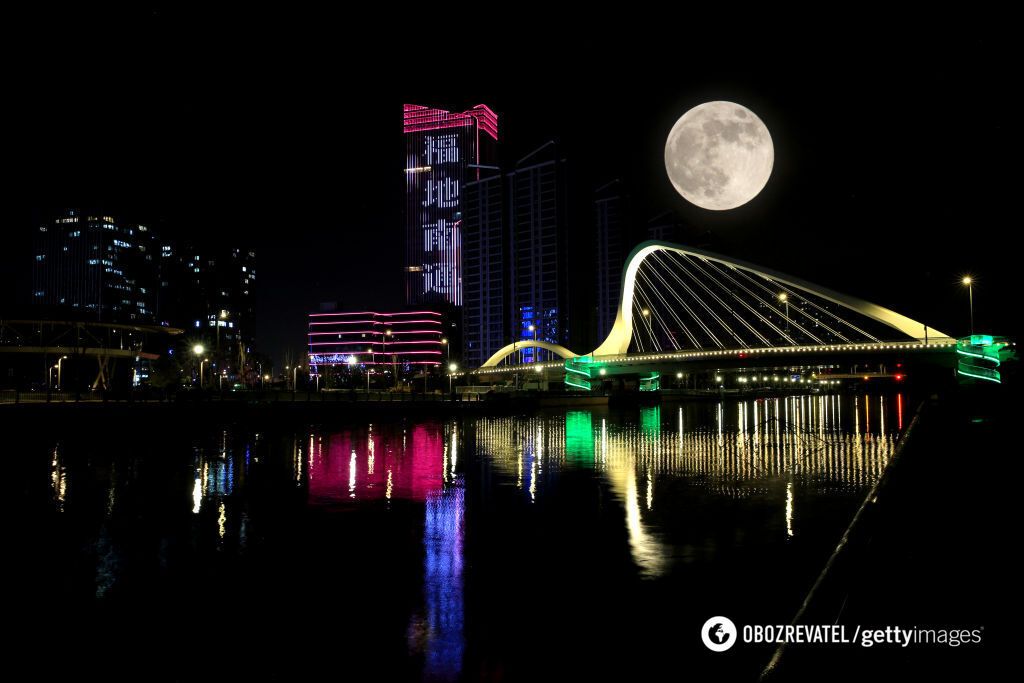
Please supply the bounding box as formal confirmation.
[472,241,960,387]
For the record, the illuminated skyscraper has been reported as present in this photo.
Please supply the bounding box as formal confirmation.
[509,142,570,363]
[404,104,498,307]
[32,209,161,323]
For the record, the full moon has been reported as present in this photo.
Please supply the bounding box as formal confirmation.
[664,101,774,211]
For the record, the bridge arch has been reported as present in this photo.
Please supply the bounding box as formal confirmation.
[481,340,578,367]
[591,241,950,357]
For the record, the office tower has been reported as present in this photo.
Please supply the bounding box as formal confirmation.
[462,166,505,367]
[509,142,569,363]
[595,179,628,342]
[32,209,161,323]
[177,245,256,363]
[403,103,498,307]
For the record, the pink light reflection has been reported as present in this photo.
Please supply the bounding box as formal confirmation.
[308,424,445,505]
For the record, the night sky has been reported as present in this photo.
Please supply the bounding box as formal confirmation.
[10,10,1018,363]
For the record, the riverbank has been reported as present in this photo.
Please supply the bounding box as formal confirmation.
[761,384,1009,680]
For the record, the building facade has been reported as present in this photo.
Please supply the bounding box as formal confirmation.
[308,310,444,378]
[32,209,161,323]
[509,142,570,364]
[165,244,256,374]
[462,167,505,367]
[403,103,498,307]
[595,180,628,342]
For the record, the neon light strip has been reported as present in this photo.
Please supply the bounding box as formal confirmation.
[308,320,442,327]
[310,361,442,366]
[957,367,1001,383]
[403,103,498,141]
[956,348,1001,366]
[309,311,441,317]
[308,330,442,335]
[308,338,445,345]
[564,376,591,391]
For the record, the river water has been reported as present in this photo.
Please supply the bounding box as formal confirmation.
[12,393,907,680]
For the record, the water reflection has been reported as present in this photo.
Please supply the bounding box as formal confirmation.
[307,423,444,504]
[30,393,905,680]
[473,395,904,578]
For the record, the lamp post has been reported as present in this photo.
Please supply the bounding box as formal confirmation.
[528,324,536,362]
[366,347,373,392]
[448,363,458,394]
[292,365,300,392]
[57,355,67,390]
[962,276,974,335]
[216,309,228,354]
[778,293,789,335]
[192,344,205,387]
[385,329,396,388]
[641,308,653,348]
[200,358,209,388]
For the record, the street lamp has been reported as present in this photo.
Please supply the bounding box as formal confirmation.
[641,308,653,347]
[441,337,449,364]
[57,355,67,390]
[385,329,396,388]
[448,362,458,393]
[200,358,209,388]
[192,345,206,387]
[962,276,974,335]
[778,293,789,335]
[216,309,229,354]
[292,364,300,391]
[528,324,536,362]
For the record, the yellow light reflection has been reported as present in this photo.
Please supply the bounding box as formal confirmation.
[786,481,794,538]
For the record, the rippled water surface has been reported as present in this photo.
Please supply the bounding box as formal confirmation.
[13,394,908,680]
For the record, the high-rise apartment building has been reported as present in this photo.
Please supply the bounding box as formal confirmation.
[403,103,498,307]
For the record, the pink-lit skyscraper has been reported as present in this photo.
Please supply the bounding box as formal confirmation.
[404,104,498,307]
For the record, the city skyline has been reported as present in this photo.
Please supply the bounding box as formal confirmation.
[5,12,1011,681]
[9,17,1018,366]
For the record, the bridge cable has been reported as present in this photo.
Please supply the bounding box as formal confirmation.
[642,253,730,348]
[687,256,803,345]
[636,265,702,348]
[700,259,824,345]
[661,251,761,347]
[641,262,721,349]
[727,266,859,343]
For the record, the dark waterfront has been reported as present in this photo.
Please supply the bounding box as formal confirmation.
[10,393,912,680]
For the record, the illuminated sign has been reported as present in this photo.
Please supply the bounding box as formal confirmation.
[404,104,498,307]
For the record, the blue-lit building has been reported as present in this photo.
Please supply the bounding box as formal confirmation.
[509,142,570,363]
